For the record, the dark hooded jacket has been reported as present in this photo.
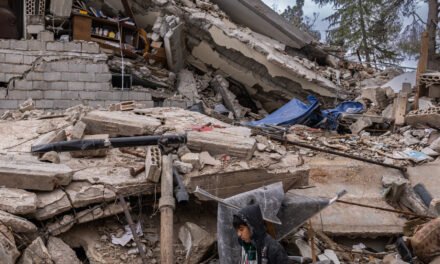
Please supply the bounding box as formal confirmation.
[235,204,289,264]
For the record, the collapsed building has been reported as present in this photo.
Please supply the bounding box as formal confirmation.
[0,0,440,264]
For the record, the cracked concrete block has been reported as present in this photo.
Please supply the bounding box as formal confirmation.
[48,203,124,236]
[145,146,162,183]
[28,40,44,51]
[0,223,20,264]
[0,157,73,191]
[46,41,64,51]
[178,222,216,264]
[18,237,52,264]
[63,41,82,52]
[68,62,86,72]
[5,54,23,64]
[0,188,37,215]
[34,189,72,221]
[81,110,161,137]
[187,129,257,159]
[9,64,32,74]
[0,210,37,233]
[38,31,54,42]
[51,61,69,72]
[23,55,37,65]
[177,69,199,104]
[65,182,116,208]
[10,40,27,50]
[47,236,81,264]
[81,42,100,53]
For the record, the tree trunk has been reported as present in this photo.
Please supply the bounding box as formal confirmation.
[427,0,438,70]
[357,0,371,64]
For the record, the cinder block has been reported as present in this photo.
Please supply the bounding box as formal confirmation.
[27,90,44,99]
[137,100,155,108]
[34,62,51,72]
[95,73,112,82]
[6,90,27,100]
[9,64,32,74]
[128,92,150,101]
[78,91,96,100]
[60,72,78,81]
[43,72,62,81]
[26,72,44,81]
[85,64,100,73]
[4,73,21,81]
[5,54,23,64]
[63,42,82,52]
[77,73,95,82]
[96,91,116,101]
[0,100,18,109]
[53,100,75,109]
[46,42,64,51]
[35,99,54,109]
[0,53,5,62]
[0,88,6,98]
[28,40,44,51]
[81,42,100,54]
[33,81,49,90]
[10,40,27,50]
[43,90,62,99]
[49,81,67,90]
[61,91,80,99]
[51,61,69,72]
[104,100,122,107]
[87,100,104,108]
[0,73,5,82]
[12,80,33,90]
[85,82,110,91]
[23,55,37,65]
[38,31,54,42]
[0,40,10,49]
[68,62,86,72]
[68,82,85,91]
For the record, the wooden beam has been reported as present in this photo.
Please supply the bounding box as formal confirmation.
[159,155,175,264]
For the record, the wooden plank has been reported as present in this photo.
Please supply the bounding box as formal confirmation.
[415,31,429,110]
[394,91,409,126]
[72,15,92,41]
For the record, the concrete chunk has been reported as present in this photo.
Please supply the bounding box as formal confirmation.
[0,158,73,191]
[0,223,20,264]
[177,69,199,104]
[18,237,53,264]
[34,189,72,221]
[67,121,86,140]
[47,236,81,264]
[145,146,162,183]
[0,210,37,233]
[32,130,66,149]
[178,222,216,264]
[81,110,161,137]
[187,128,256,159]
[0,188,37,215]
[65,182,116,208]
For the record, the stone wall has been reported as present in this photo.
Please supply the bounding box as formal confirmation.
[0,37,153,111]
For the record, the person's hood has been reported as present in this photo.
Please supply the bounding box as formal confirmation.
[235,204,266,247]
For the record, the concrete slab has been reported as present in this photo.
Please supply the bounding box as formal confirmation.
[65,182,116,208]
[408,159,440,199]
[0,210,37,233]
[0,188,37,215]
[0,157,73,191]
[165,23,186,72]
[34,189,72,220]
[81,110,161,137]
[289,156,407,237]
[187,128,256,160]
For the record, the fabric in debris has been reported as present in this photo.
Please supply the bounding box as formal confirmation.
[111,222,143,246]
[246,95,363,130]
[247,95,321,128]
[321,101,364,130]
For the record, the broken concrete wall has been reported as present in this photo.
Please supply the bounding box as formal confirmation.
[0,39,154,112]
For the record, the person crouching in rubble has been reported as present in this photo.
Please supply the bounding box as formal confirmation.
[233,204,289,264]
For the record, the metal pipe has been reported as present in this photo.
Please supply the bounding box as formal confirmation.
[31,134,187,153]
[159,155,175,264]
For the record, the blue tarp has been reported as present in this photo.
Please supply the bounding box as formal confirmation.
[246,95,364,130]
[247,95,321,127]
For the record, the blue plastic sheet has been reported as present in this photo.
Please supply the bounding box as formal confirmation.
[246,95,364,130]
[247,95,321,127]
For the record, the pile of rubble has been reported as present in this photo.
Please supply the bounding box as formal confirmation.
[0,0,440,263]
